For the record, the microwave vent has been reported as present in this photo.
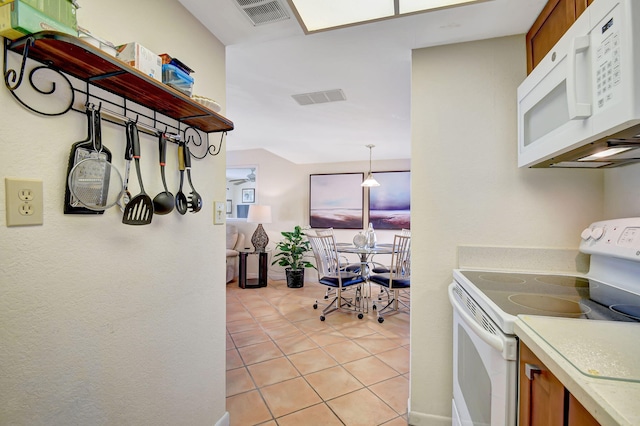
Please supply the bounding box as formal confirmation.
[234,0,290,26]
[535,126,640,168]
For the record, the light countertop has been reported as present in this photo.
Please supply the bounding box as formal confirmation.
[515,315,640,426]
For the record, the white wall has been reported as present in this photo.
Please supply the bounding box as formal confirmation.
[0,1,229,424]
[409,35,604,425]
[604,163,640,218]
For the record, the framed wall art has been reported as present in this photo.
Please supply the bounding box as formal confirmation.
[309,173,364,229]
[241,188,255,204]
[368,171,410,230]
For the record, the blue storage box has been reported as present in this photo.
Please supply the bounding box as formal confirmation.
[162,63,194,96]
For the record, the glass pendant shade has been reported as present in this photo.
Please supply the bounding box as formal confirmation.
[361,144,380,187]
[362,172,380,187]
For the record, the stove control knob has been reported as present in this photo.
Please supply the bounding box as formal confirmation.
[581,228,592,240]
[591,227,605,240]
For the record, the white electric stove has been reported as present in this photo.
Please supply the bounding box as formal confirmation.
[449,217,640,426]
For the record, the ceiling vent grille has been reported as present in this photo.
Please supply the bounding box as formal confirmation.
[292,89,347,106]
[234,0,290,26]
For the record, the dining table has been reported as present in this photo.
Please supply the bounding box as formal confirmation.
[336,242,394,272]
[335,243,395,312]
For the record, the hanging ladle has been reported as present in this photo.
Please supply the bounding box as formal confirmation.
[152,133,175,215]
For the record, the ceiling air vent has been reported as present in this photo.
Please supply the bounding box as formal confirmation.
[292,89,347,106]
[234,0,290,26]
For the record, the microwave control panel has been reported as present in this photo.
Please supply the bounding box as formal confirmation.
[593,4,622,111]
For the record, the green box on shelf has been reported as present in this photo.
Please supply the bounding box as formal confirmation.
[0,0,76,28]
[0,0,77,40]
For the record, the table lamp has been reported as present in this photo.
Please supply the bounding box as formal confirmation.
[247,205,272,252]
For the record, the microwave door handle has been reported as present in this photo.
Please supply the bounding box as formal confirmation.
[448,284,504,353]
[567,35,592,120]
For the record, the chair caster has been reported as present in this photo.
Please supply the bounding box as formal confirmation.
[372,305,377,311]
[377,317,384,323]
[324,295,329,300]
[358,313,364,319]
[320,316,326,321]
[313,303,318,309]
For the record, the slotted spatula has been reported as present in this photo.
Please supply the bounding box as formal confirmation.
[122,123,154,225]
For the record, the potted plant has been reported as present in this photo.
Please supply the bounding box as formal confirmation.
[271,225,315,288]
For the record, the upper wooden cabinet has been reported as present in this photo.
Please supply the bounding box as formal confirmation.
[526,0,594,74]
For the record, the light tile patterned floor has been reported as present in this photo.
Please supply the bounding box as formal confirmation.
[226,279,410,426]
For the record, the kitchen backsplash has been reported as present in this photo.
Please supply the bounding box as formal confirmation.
[458,246,589,274]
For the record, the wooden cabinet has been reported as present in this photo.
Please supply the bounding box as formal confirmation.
[519,342,565,426]
[568,394,601,426]
[526,0,594,74]
[519,342,600,426]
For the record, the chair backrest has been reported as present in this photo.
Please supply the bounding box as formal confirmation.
[389,234,411,284]
[307,234,341,279]
[315,228,334,237]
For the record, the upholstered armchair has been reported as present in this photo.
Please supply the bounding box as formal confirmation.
[226,225,245,283]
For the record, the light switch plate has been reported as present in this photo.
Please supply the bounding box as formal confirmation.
[5,178,43,226]
[214,201,225,225]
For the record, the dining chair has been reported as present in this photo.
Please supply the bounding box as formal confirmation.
[371,229,411,273]
[313,228,362,301]
[369,234,411,323]
[307,234,367,321]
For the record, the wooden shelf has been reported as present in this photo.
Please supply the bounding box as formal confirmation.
[6,31,234,133]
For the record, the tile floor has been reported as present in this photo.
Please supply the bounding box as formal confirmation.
[226,279,410,426]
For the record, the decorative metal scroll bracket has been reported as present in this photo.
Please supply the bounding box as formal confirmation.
[3,36,32,91]
[185,128,226,159]
[3,36,225,158]
[3,36,74,116]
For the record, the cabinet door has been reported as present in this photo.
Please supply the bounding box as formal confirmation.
[526,0,577,73]
[525,0,595,74]
[519,343,564,426]
[575,0,594,17]
[568,394,600,426]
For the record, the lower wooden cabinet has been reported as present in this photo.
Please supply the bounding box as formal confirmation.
[519,342,600,426]
[568,394,601,426]
[519,342,565,426]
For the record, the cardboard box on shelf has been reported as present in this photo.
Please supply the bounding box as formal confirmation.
[116,42,162,82]
[0,0,77,40]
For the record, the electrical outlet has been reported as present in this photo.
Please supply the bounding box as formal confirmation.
[5,178,43,227]
[214,201,225,225]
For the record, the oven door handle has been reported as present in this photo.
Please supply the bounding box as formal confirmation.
[448,284,504,353]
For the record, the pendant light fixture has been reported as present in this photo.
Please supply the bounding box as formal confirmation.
[361,144,380,187]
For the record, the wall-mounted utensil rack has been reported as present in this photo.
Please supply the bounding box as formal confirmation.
[3,31,233,158]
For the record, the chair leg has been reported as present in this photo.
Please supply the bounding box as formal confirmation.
[375,288,410,323]
[314,285,365,320]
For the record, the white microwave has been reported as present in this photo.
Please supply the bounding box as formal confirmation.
[517,0,640,168]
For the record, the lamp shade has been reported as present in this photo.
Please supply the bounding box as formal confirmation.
[361,172,380,187]
[247,205,272,224]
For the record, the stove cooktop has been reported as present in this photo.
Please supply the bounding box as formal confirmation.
[454,218,640,334]
[453,269,640,335]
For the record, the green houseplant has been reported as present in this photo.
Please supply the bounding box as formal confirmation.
[271,225,315,288]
